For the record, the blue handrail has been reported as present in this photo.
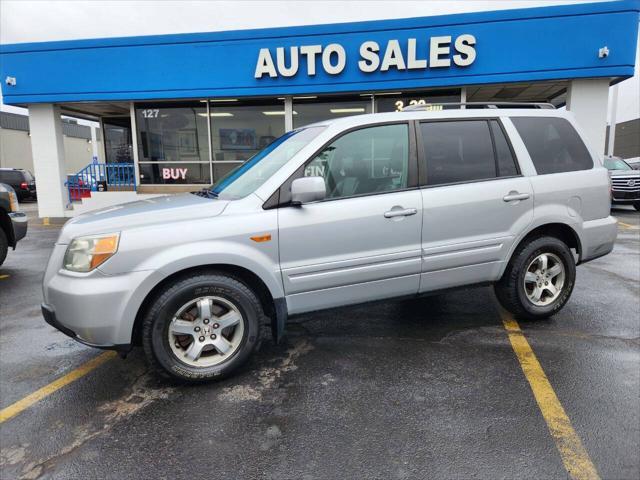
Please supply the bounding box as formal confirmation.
[66,163,136,203]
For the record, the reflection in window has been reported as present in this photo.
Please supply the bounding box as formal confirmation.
[136,102,210,184]
[305,123,408,199]
[293,96,372,128]
[209,99,286,164]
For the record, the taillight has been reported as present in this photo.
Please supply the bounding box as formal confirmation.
[20,181,28,190]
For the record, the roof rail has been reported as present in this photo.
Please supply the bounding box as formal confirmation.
[401,102,556,111]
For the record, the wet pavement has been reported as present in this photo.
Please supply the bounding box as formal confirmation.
[0,205,638,480]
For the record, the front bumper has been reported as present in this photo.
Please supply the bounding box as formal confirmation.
[42,244,157,348]
[8,211,27,245]
[42,303,131,353]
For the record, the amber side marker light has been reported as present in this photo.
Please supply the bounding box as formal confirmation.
[250,234,272,243]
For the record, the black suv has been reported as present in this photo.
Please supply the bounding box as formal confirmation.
[0,183,28,266]
[0,168,37,201]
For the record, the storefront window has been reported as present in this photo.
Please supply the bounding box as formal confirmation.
[293,95,372,128]
[375,89,461,112]
[135,101,210,184]
[209,98,286,182]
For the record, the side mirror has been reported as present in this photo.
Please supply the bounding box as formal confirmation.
[291,177,326,205]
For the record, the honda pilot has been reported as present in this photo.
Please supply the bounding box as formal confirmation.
[42,104,618,382]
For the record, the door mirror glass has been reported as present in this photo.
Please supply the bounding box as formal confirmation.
[291,177,326,205]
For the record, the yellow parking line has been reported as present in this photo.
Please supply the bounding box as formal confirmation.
[617,221,638,230]
[0,274,9,280]
[0,351,116,423]
[501,311,600,480]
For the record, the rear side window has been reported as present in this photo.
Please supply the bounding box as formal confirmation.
[512,117,593,174]
[420,120,519,186]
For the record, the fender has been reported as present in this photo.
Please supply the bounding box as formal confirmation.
[113,240,285,345]
[499,212,583,278]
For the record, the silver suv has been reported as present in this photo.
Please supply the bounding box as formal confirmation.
[42,105,617,382]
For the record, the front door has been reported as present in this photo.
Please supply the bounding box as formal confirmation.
[277,123,423,315]
[417,118,534,292]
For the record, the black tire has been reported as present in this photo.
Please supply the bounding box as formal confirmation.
[633,201,640,212]
[0,228,7,267]
[495,236,576,320]
[142,272,263,383]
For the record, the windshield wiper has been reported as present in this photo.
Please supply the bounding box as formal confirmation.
[192,188,218,199]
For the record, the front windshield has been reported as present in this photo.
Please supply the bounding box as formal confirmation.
[210,126,326,199]
[604,158,631,171]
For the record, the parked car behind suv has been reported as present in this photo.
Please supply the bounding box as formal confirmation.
[42,105,617,382]
[603,156,640,211]
[0,168,37,201]
[0,183,28,266]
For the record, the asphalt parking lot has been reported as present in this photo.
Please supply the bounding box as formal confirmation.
[0,205,638,480]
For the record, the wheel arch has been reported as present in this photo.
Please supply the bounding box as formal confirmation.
[131,264,279,347]
[501,222,582,278]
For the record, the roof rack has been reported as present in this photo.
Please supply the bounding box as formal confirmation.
[401,102,556,111]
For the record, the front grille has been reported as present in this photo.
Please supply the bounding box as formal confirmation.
[611,176,640,192]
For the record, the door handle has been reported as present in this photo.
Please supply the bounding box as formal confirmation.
[384,207,417,218]
[503,192,530,202]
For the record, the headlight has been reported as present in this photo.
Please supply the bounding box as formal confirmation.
[63,233,120,272]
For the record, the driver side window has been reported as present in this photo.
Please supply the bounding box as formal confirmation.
[304,123,409,199]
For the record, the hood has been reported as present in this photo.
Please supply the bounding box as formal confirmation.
[58,193,229,244]
[609,169,640,177]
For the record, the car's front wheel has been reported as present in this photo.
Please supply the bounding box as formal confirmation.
[495,236,576,320]
[142,272,263,382]
[633,201,640,212]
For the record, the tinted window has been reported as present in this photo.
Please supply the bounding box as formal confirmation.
[305,123,409,199]
[0,171,23,184]
[490,120,519,177]
[420,120,495,185]
[512,117,592,174]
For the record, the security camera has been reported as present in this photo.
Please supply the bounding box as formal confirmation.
[598,46,610,58]
[5,76,17,86]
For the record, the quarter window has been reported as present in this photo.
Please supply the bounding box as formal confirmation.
[420,120,496,185]
[304,124,409,199]
[512,117,593,174]
[490,120,519,177]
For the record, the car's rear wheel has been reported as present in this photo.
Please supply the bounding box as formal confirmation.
[495,236,576,320]
[0,228,8,267]
[142,272,263,382]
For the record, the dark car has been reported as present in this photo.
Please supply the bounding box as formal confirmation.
[604,156,640,211]
[0,183,28,266]
[0,168,37,201]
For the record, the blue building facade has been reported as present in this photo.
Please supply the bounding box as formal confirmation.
[0,0,638,216]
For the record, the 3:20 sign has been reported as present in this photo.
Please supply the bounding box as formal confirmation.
[394,99,443,112]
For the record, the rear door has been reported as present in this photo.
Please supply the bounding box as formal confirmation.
[277,122,423,314]
[418,118,534,292]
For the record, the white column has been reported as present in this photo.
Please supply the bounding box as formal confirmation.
[284,96,293,132]
[566,78,610,156]
[607,84,619,156]
[28,104,69,218]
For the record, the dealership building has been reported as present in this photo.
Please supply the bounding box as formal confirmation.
[0,0,638,218]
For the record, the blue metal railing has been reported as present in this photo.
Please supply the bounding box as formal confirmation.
[67,163,136,203]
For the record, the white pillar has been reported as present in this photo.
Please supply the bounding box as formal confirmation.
[29,104,69,218]
[566,78,610,156]
[607,84,619,156]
